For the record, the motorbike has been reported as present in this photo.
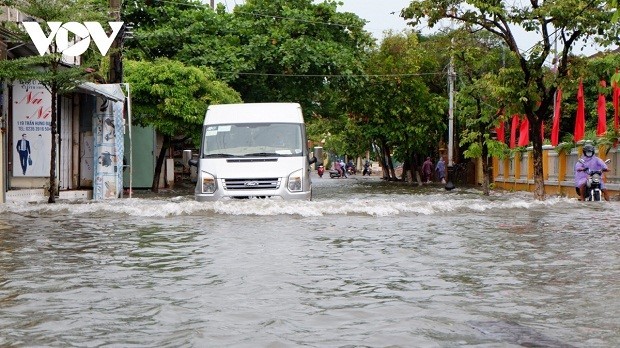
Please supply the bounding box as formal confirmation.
[346,165,356,175]
[362,164,372,176]
[579,158,611,201]
[329,168,343,178]
[317,164,325,178]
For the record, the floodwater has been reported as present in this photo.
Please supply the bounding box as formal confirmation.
[0,175,618,347]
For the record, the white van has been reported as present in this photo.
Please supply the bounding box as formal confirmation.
[190,103,315,201]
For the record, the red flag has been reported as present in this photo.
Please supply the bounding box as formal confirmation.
[597,80,607,136]
[510,114,519,148]
[614,75,620,132]
[518,117,530,147]
[574,79,585,142]
[552,88,562,146]
[496,121,505,143]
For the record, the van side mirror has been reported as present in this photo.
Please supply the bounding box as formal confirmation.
[189,159,198,167]
[308,154,317,165]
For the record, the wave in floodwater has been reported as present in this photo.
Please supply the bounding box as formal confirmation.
[1,189,614,218]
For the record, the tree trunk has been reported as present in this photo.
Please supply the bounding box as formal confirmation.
[413,154,423,186]
[378,138,390,179]
[151,135,170,193]
[47,84,58,203]
[402,158,411,182]
[408,156,416,184]
[528,114,545,200]
[482,138,490,196]
[386,148,397,180]
[409,152,418,184]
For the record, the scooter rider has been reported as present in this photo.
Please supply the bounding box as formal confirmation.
[574,143,610,201]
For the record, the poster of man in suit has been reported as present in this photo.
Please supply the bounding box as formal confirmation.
[15,133,31,175]
[12,82,52,177]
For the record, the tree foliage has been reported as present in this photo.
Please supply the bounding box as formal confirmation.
[123,0,373,120]
[124,58,240,145]
[345,31,446,181]
[450,30,517,194]
[124,58,240,191]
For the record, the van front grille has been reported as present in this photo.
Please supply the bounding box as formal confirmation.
[223,178,280,190]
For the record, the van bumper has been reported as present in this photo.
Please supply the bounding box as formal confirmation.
[194,186,311,201]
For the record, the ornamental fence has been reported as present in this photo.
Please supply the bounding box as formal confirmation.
[492,144,619,197]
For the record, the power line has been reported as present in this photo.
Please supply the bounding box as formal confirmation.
[215,71,445,78]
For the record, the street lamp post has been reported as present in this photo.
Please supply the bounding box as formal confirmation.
[445,45,456,191]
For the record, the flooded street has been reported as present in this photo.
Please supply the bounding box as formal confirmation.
[1,175,618,347]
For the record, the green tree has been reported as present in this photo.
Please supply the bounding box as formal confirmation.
[0,0,110,203]
[123,0,373,121]
[403,0,620,200]
[450,30,517,195]
[346,31,446,182]
[123,58,240,192]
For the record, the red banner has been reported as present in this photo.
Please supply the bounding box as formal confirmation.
[552,88,562,146]
[510,114,519,148]
[518,117,529,147]
[574,80,585,142]
[496,121,505,143]
[597,80,607,136]
[614,77,620,132]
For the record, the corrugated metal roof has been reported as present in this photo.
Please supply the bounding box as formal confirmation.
[76,82,125,102]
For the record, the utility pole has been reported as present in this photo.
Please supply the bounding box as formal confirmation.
[210,0,215,9]
[445,39,456,191]
[0,35,6,203]
[109,0,122,83]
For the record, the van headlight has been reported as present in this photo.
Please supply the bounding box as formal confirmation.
[287,169,303,192]
[201,171,216,193]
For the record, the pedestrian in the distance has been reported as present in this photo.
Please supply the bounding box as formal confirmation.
[435,157,446,184]
[422,157,433,183]
[339,159,347,178]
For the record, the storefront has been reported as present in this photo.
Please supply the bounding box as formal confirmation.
[1,81,125,203]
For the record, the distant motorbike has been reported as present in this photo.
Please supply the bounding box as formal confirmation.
[362,163,372,176]
[579,158,611,201]
[317,164,325,178]
[346,165,356,175]
[329,169,343,178]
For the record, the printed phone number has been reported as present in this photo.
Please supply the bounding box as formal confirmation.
[19,126,51,131]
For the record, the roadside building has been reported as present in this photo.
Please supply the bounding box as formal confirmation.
[1,6,126,203]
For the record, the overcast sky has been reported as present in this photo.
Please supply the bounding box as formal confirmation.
[337,0,413,40]
[215,0,412,40]
[216,0,608,56]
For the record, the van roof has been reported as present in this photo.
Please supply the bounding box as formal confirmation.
[205,103,303,125]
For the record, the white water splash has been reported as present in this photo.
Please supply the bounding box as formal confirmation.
[0,192,596,218]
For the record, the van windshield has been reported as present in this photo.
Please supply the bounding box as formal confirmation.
[203,123,304,157]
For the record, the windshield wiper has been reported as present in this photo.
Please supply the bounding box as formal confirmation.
[204,153,235,158]
[244,152,280,157]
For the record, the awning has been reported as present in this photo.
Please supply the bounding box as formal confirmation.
[77,82,125,102]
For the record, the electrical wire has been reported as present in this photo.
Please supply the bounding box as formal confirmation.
[214,71,445,78]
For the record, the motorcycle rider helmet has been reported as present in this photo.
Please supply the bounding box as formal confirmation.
[582,143,595,158]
